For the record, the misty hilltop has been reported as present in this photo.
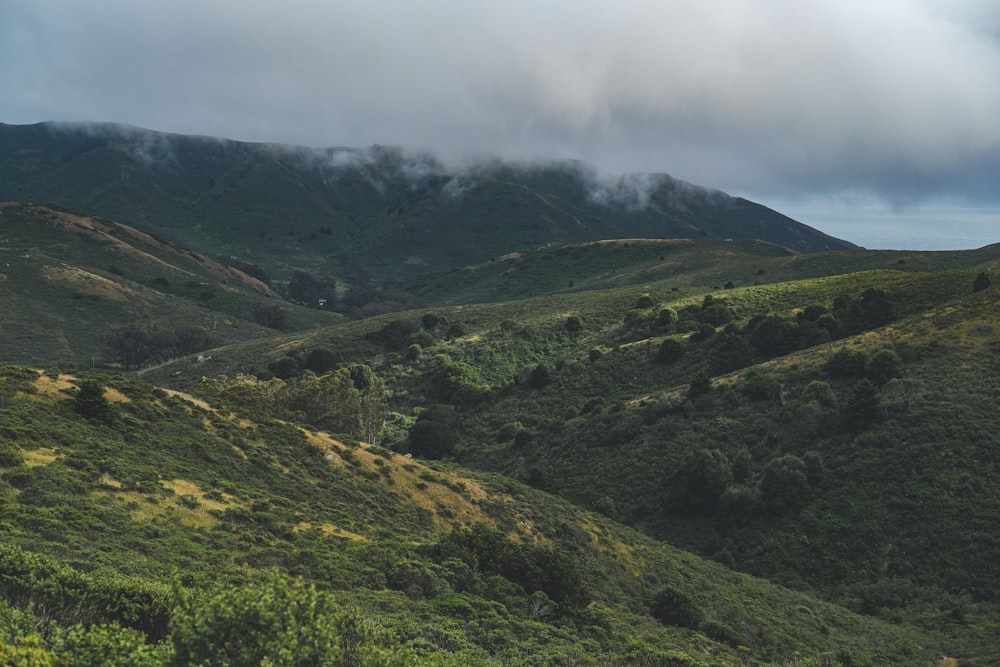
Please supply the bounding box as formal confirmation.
[0,122,855,283]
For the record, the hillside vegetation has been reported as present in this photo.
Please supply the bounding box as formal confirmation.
[0,365,953,665]
[143,261,1000,665]
[2,122,998,665]
[0,122,854,288]
[0,202,340,364]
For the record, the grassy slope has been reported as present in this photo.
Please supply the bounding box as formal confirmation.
[407,237,1000,306]
[0,366,951,664]
[0,202,341,364]
[141,263,1000,664]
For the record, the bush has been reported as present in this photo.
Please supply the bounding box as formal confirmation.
[657,308,679,332]
[973,272,991,292]
[169,571,407,666]
[823,348,870,379]
[676,448,732,512]
[408,420,458,460]
[650,586,702,629]
[759,455,811,512]
[866,349,902,385]
[656,338,686,364]
[634,293,655,309]
[564,315,583,333]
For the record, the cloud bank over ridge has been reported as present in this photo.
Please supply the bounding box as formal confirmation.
[1,0,998,215]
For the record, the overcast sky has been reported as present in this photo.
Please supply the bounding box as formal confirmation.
[1,0,998,249]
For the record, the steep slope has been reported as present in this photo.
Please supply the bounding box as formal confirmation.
[0,365,954,664]
[0,202,341,365]
[0,122,855,284]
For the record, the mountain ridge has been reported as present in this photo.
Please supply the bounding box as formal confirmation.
[0,122,857,286]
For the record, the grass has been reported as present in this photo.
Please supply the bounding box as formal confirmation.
[0,361,958,664]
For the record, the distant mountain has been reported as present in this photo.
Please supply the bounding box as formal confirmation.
[0,122,856,284]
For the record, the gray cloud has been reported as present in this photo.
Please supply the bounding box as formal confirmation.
[2,0,999,211]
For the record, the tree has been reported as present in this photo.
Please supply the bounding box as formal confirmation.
[687,372,712,399]
[650,586,702,629]
[843,378,881,430]
[408,419,458,459]
[759,455,810,512]
[866,348,902,385]
[287,270,336,309]
[252,304,287,330]
[823,348,870,379]
[856,287,893,328]
[676,448,732,512]
[657,308,679,332]
[528,363,553,389]
[972,272,990,292]
[73,380,115,423]
[748,315,800,357]
[305,348,339,374]
[657,338,686,364]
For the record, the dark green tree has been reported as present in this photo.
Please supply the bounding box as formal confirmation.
[677,448,732,512]
[973,272,991,292]
[657,338,686,364]
[843,378,881,430]
[650,586,702,629]
[759,454,811,512]
[73,380,115,423]
[866,348,902,385]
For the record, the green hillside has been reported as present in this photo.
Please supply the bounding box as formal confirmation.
[0,364,960,664]
[2,122,999,665]
[406,237,1000,306]
[141,263,999,664]
[0,122,855,287]
[0,202,341,365]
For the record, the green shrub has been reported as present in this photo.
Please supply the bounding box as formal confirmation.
[760,455,811,512]
[650,586,702,629]
[656,338,686,364]
[634,293,654,309]
[823,348,870,379]
[866,348,902,385]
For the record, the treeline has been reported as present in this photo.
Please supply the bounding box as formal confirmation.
[103,325,213,369]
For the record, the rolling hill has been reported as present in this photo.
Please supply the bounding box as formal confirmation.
[0,364,963,664]
[0,202,341,365]
[1,120,998,665]
[0,122,856,287]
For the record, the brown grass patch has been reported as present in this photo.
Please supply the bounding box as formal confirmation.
[104,387,131,403]
[293,521,365,541]
[34,372,76,396]
[22,448,59,467]
[301,427,498,531]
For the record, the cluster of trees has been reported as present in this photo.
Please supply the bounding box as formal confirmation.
[196,365,387,444]
[104,324,214,369]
